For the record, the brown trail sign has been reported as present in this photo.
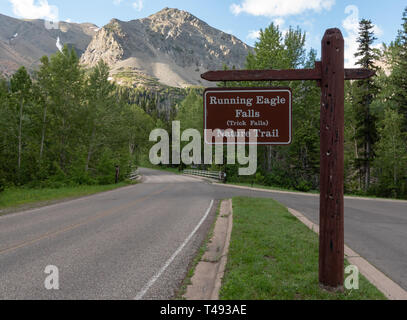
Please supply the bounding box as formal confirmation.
[204,87,292,145]
[201,28,375,291]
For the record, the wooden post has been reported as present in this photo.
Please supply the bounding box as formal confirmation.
[200,28,374,291]
[319,28,345,290]
[115,165,120,184]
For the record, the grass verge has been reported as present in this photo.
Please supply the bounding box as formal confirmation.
[227,182,319,194]
[175,200,221,300]
[0,182,132,212]
[219,197,386,300]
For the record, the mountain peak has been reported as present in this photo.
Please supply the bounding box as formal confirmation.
[81,8,252,88]
[152,7,189,16]
[107,18,124,26]
[147,7,199,24]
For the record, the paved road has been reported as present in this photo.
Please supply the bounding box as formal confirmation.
[211,179,407,292]
[261,189,407,291]
[0,168,406,299]
[0,169,218,299]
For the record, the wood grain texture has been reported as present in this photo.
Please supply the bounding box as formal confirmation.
[201,69,321,81]
[199,28,376,291]
[319,28,345,289]
[201,68,374,82]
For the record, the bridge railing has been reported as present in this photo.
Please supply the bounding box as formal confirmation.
[183,169,224,181]
[129,169,140,181]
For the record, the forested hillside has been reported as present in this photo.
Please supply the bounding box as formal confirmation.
[1,8,406,200]
[0,46,165,191]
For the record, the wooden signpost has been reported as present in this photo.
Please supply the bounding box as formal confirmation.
[201,28,375,290]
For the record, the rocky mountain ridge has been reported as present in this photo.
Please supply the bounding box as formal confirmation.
[80,8,252,88]
[0,8,252,89]
[0,13,98,77]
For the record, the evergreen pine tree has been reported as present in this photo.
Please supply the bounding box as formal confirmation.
[353,19,380,191]
[391,7,407,131]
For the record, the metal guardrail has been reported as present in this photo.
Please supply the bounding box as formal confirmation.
[129,169,140,181]
[183,169,225,181]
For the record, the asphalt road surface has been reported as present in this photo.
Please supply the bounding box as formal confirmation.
[0,167,406,299]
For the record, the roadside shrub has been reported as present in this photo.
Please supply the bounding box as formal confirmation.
[295,179,312,192]
[264,170,292,189]
[94,152,115,185]
[255,172,265,185]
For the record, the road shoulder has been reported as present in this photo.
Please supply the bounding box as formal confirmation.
[183,199,233,300]
[214,182,407,203]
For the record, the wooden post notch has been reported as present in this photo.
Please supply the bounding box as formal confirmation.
[201,28,375,291]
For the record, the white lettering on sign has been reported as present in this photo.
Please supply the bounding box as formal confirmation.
[257,95,286,106]
[210,96,254,107]
[215,129,279,139]
[209,95,286,108]
[204,88,292,145]
[235,109,260,118]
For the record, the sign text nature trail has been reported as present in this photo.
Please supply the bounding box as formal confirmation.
[204,88,292,145]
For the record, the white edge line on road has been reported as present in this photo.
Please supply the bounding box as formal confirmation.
[134,199,215,300]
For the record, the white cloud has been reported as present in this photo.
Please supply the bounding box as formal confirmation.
[273,18,285,28]
[373,24,383,37]
[8,0,58,20]
[342,5,359,68]
[247,30,260,40]
[132,0,143,11]
[114,0,143,11]
[231,0,335,18]
[247,21,287,42]
[342,5,384,68]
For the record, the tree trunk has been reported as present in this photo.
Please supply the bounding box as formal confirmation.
[352,125,359,159]
[18,98,23,171]
[85,127,96,172]
[267,146,272,171]
[60,117,66,170]
[364,81,372,192]
[365,140,371,190]
[39,104,47,160]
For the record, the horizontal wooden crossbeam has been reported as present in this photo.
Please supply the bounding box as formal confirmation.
[201,66,375,82]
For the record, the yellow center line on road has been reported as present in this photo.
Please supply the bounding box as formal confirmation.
[0,185,171,256]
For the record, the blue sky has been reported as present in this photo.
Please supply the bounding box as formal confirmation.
[1,0,406,67]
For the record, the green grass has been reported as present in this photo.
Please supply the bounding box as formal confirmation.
[219,197,386,300]
[227,182,319,194]
[0,182,131,211]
